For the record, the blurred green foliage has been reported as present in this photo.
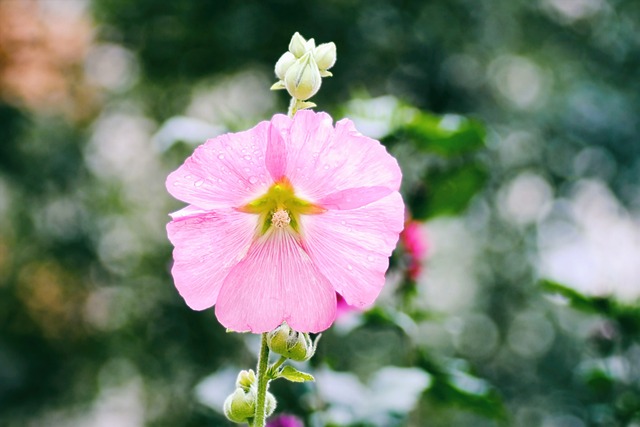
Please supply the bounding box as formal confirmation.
[1,0,639,426]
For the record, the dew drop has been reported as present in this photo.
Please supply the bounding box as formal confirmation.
[347,264,353,271]
[340,220,346,225]
[244,155,252,161]
[249,176,258,184]
[218,154,225,160]
[194,180,204,187]
[323,165,330,170]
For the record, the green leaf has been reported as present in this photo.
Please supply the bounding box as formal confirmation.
[417,351,507,420]
[541,279,640,338]
[409,163,487,220]
[399,112,485,157]
[540,280,611,315]
[278,365,315,383]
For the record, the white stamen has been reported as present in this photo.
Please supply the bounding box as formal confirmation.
[272,209,291,228]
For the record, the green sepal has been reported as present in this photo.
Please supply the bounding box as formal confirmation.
[277,365,315,383]
[296,101,317,110]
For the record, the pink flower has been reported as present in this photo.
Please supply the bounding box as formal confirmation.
[266,414,305,427]
[400,220,427,281]
[166,110,404,333]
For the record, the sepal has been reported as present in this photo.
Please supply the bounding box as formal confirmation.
[278,365,315,383]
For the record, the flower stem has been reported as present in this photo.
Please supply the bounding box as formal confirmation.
[271,356,287,374]
[287,97,297,118]
[253,333,271,427]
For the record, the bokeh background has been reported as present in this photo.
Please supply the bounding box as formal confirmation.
[1,0,639,426]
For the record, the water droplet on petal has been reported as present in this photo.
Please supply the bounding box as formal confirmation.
[347,264,353,271]
[218,154,225,160]
[323,165,330,170]
[194,180,204,187]
[340,221,346,225]
[249,176,258,184]
[244,155,252,161]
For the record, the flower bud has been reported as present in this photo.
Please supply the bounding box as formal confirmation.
[275,51,297,80]
[288,32,307,58]
[267,323,316,362]
[236,369,256,392]
[265,391,277,417]
[223,388,256,424]
[284,52,321,101]
[314,42,337,71]
[305,38,316,52]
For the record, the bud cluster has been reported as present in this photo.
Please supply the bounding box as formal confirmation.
[266,322,318,362]
[271,32,337,103]
[223,369,276,424]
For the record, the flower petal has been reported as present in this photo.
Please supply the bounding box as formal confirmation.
[166,121,273,210]
[319,186,393,210]
[271,110,402,202]
[299,192,405,307]
[215,228,337,333]
[265,122,287,181]
[167,207,256,310]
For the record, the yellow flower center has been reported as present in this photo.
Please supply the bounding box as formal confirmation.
[237,178,325,235]
[271,210,291,228]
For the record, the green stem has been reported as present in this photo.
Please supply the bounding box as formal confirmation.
[270,356,287,375]
[287,97,298,118]
[253,333,271,427]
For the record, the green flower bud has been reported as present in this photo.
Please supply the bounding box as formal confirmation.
[314,42,337,71]
[305,38,316,52]
[267,323,316,362]
[236,369,256,392]
[223,388,256,424]
[288,32,307,58]
[284,52,321,101]
[275,51,297,80]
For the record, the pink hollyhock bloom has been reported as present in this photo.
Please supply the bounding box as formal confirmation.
[266,414,305,427]
[400,220,427,280]
[166,110,404,333]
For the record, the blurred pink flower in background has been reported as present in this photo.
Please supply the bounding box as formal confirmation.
[166,110,404,333]
[401,220,427,281]
[266,414,305,427]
